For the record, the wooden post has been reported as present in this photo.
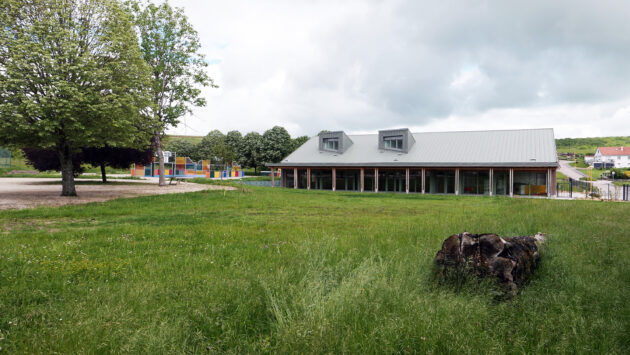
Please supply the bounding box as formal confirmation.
[405,168,410,194]
[489,168,494,196]
[360,168,365,192]
[271,168,275,187]
[509,168,514,197]
[294,168,298,189]
[375,168,379,192]
[455,169,460,195]
[421,168,425,194]
[332,168,336,191]
[307,168,311,190]
[546,168,551,197]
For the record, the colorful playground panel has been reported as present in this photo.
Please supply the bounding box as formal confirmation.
[132,159,242,178]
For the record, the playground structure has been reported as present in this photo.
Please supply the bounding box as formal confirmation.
[0,147,11,168]
[131,153,243,179]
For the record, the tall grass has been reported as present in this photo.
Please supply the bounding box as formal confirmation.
[0,187,628,353]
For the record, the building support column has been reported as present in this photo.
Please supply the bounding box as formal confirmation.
[405,168,410,194]
[293,168,298,189]
[455,169,460,195]
[551,168,557,196]
[360,168,365,192]
[271,168,275,188]
[489,168,494,196]
[307,168,311,190]
[375,168,379,192]
[546,168,551,197]
[509,168,514,197]
[281,168,285,188]
[332,168,336,191]
[421,168,425,194]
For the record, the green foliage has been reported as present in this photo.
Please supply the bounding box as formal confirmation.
[198,130,233,165]
[0,0,155,194]
[291,135,310,151]
[132,1,215,129]
[0,188,628,352]
[0,0,153,150]
[262,126,292,165]
[556,136,630,155]
[240,132,264,172]
[225,130,244,163]
[164,139,201,161]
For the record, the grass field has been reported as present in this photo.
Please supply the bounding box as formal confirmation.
[0,185,628,353]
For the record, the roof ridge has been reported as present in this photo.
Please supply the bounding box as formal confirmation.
[344,128,553,136]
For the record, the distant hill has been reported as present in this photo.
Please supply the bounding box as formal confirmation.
[556,136,630,155]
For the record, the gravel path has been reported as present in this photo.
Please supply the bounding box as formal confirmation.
[0,178,235,211]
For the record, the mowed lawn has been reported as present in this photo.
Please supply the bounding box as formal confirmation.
[0,185,629,353]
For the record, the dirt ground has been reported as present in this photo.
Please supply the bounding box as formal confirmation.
[0,178,235,211]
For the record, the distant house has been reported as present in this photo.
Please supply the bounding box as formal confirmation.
[268,128,558,197]
[593,147,630,168]
[584,155,595,165]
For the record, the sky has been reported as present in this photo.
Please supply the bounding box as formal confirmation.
[166,0,630,139]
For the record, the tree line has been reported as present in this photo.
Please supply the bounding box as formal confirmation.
[165,127,309,173]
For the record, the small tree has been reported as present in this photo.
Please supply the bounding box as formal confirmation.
[132,1,217,186]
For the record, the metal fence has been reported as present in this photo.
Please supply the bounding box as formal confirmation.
[0,147,11,168]
[557,178,600,199]
[557,178,630,202]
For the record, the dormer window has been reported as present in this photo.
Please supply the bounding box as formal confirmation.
[383,135,403,150]
[323,137,339,151]
[378,128,415,153]
[319,131,352,153]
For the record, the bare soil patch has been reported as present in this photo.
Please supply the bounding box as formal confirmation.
[0,178,235,210]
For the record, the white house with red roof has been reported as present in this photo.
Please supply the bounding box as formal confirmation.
[593,147,630,168]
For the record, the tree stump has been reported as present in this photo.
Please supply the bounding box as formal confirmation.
[434,232,545,297]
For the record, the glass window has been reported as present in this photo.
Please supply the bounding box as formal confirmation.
[383,135,403,150]
[514,171,547,196]
[460,170,490,195]
[323,138,339,151]
[378,169,406,192]
[426,170,455,194]
[493,170,509,195]
[336,170,360,191]
[310,169,333,190]
[409,169,423,193]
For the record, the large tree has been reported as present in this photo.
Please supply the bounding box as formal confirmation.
[241,132,263,173]
[198,130,234,166]
[261,126,293,165]
[225,130,243,164]
[0,0,153,196]
[164,139,200,161]
[133,1,216,186]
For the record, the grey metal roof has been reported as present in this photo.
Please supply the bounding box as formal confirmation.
[271,128,558,168]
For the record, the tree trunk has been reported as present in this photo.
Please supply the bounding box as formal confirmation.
[58,145,77,196]
[100,163,107,183]
[154,131,166,186]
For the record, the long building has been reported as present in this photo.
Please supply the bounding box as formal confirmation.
[268,128,558,197]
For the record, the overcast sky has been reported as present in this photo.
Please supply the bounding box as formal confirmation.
[166,0,630,139]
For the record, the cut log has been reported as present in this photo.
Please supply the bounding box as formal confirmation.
[435,232,545,297]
